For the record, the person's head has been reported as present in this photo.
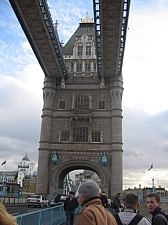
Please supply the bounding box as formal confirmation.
[69,191,74,198]
[124,194,139,210]
[0,203,18,225]
[102,191,106,196]
[78,181,99,205]
[147,193,161,213]
[117,192,121,196]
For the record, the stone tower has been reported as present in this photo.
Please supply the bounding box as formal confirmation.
[36,14,123,198]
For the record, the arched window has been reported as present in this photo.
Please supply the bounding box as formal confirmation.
[86,46,91,56]
[70,63,74,72]
[61,130,70,141]
[85,63,91,72]
[59,100,65,109]
[75,95,89,109]
[77,63,82,72]
[73,127,88,142]
[99,100,105,109]
[78,46,83,56]
[92,131,101,142]
[94,63,97,72]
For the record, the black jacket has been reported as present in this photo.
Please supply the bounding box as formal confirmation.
[100,195,108,207]
[64,197,78,211]
[113,195,121,209]
[150,206,168,225]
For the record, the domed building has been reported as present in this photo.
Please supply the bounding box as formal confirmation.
[17,154,36,187]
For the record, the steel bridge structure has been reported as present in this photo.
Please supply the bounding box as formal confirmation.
[9,0,131,197]
[9,0,130,80]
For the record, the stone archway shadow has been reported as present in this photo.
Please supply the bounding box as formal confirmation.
[51,160,106,195]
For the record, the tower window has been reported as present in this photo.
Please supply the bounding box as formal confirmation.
[61,130,70,141]
[78,47,83,56]
[73,127,88,142]
[59,100,65,109]
[77,63,82,72]
[92,131,101,142]
[75,95,89,109]
[86,46,91,56]
[85,63,91,72]
[94,63,97,72]
[70,63,74,72]
[99,100,105,109]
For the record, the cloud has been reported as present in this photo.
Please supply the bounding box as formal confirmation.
[123,0,168,115]
[0,136,38,170]
[47,0,94,43]
[162,144,168,153]
[0,62,44,170]
[123,106,168,188]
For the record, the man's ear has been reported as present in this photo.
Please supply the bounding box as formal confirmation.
[136,202,140,209]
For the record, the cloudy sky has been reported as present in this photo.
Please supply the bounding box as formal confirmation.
[0,0,168,190]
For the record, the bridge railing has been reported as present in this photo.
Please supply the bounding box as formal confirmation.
[17,204,82,225]
[0,196,26,206]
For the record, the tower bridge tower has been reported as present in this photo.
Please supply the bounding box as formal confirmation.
[36,14,123,198]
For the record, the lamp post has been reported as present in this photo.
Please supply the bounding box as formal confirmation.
[152,178,155,193]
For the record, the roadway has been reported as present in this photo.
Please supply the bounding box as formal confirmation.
[6,205,47,216]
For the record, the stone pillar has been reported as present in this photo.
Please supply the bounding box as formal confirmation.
[110,75,123,196]
[36,77,56,195]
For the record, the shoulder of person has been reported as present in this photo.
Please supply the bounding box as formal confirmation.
[140,216,151,225]
[154,213,168,224]
[78,205,95,215]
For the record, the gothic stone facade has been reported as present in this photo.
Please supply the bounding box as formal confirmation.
[36,17,123,198]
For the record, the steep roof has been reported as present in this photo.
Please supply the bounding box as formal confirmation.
[62,22,95,56]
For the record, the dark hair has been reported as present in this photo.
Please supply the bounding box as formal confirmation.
[69,191,74,195]
[125,194,138,208]
[147,193,160,202]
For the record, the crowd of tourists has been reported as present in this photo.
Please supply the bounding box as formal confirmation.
[64,181,168,225]
[1,180,167,225]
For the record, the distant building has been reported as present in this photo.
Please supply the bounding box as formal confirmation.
[143,187,166,198]
[22,178,36,196]
[123,185,143,200]
[17,154,36,187]
[64,174,73,194]
[73,170,101,193]
[0,171,19,195]
[0,171,16,183]
[123,184,167,201]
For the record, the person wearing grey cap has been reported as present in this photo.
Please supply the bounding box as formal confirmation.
[76,181,117,225]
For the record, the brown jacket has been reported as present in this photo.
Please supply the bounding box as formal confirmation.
[76,198,117,225]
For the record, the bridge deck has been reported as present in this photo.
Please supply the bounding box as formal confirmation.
[9,0,130,79]
[9,0,67,78]
[94,0,130,78]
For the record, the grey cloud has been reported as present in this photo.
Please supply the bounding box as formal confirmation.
[161,144,168,152]
[123,106,168,173]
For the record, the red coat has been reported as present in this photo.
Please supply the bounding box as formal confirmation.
[76,198,117,225]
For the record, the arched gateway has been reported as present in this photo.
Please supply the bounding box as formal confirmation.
[36,15,123,198]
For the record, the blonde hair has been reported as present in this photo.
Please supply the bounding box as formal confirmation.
[0,202,18,225]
